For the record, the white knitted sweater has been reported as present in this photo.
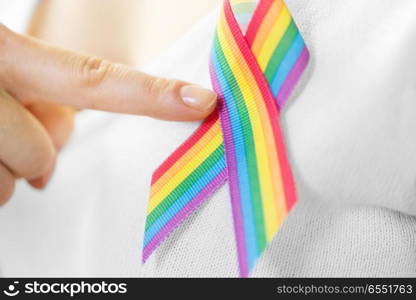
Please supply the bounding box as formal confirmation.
[0,0,415,277]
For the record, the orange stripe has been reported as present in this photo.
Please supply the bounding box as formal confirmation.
[221,13,288,228]
[251,0,283,57]
[150,121,221,196]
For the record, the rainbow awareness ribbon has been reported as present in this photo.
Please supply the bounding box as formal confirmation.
[143,0,309,277]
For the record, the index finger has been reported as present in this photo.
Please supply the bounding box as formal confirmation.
[0,24,217,121]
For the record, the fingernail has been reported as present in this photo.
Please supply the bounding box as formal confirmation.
[180,85,217,112]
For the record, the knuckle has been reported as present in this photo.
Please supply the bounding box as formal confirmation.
[146,76,178,99]
[141,77,182,117]
[75,56,113,88]
[143,76,181,114]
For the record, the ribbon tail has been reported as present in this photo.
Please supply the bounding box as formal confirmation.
[142,113,228,263]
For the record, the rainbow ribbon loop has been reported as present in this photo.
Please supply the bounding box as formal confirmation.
[143,0,309,277]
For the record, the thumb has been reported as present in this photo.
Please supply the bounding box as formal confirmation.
[0,24,217,121]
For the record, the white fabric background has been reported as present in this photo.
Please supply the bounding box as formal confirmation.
[0,0,38,33]
[0,0,415,277]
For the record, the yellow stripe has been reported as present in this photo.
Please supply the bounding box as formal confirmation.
[148,132,223,213]
[219,14,286,240]
[150,121,221,197]
[251,0,283,57]
[257,3,291,71]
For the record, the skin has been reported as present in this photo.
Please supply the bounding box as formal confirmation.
[0,0,221,205]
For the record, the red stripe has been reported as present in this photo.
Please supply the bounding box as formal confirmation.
[224,0,280,114]
[224,0,297,211]
[275,50,310,210]
[245,0,273,46]
[273,121,297,211]
[151,111,219,185]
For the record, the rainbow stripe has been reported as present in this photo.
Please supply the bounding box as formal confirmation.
[143,0,309,277]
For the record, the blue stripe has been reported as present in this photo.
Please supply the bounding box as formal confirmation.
[212,39,258,270]
[143,157,226,247]
[270,33,304,97]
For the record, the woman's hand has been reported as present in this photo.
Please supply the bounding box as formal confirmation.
[0,24,217,204]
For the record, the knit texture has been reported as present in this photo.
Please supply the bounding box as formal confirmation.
[0,0,415,277]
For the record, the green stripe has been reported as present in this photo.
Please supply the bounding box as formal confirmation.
[145,145,224,230]
[264,19,298,83]
[214,34,267,253]
[232,2,258,14]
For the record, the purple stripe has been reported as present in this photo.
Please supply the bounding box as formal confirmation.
[276,47,310,107]
[142,168,227,262]
[209,61,249,278]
